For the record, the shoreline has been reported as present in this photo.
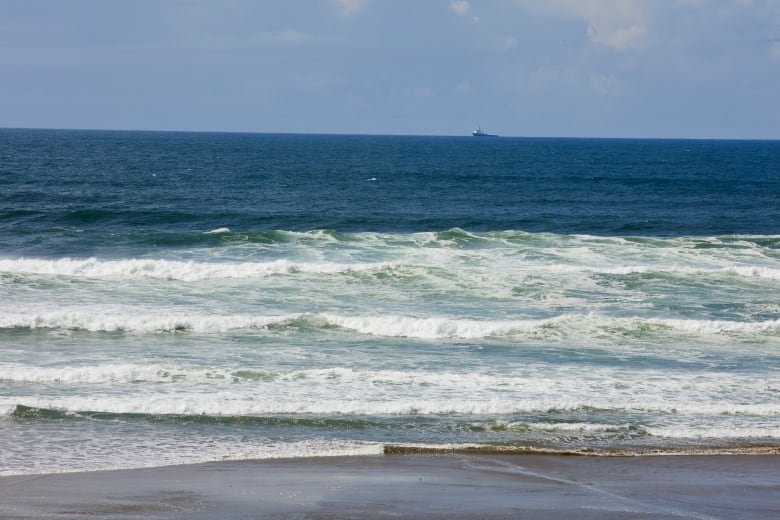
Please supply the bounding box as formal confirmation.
[2,453,779,519]
[383,443,780,456]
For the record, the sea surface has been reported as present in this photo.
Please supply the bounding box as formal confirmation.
[1,129,779,475]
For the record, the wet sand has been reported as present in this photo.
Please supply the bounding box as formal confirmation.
[1,454,779,519]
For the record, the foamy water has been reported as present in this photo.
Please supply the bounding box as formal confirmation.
[3,230,780,474]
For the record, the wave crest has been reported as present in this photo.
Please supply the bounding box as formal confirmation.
[0,257,391,281]
[1,310,779,338]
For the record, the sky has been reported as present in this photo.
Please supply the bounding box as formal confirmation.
[1,0,779,138]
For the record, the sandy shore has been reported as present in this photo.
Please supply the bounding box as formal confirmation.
[1,454,779,519]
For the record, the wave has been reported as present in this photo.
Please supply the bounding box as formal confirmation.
[646,425,780,439]
[5,397,780,418]
[143,228,371,247]
[530,264,780,281]
[6,225,780,255]
[0,364,506,385]
[3,364,775,415]
[203,227,231,234]
[183,228,780,251]
[10,406,780,441]
[0,363,177,384]
[323,314,549,339]
[0,364,515,389]
[8,405,381,429]
[625,265,780,281]
[0,311,298,333]
[1,310,779,337]
[2,255,780,285]
[0,257,393,281]
[328,314,780,339]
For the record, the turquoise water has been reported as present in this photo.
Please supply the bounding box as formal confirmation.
[1,129,779,474]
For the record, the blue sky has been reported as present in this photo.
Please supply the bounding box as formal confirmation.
[2,0,779,138]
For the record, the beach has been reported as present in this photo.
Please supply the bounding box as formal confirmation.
[2,453,779,519]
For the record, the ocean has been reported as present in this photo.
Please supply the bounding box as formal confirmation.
[1,128,779,475]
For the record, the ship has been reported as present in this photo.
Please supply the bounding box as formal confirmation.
[472,126,498,137]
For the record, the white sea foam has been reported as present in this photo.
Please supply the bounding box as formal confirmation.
[204,227,231,234]
[0,364,567,387]
[646,426,780,439]
[2,364,776,419]
[721,265,780,280]
[0,257,392,281]
[323,314,549,339]
[2,309,779,337]
[0,363,173,384]
[515,263,780,281]
[324,313,780,339]
[0,311,296,333]
[0,438,383,476]
[645,317,780,334]
[2,238,780,288]
[471,421,640,433]
[6,395,779,418]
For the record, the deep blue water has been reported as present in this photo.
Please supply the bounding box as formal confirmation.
[2,129,779,258]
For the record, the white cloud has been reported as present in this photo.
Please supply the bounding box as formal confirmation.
[337,0,364,16]
[516,0,649,52]
[588,23,646,51]
[450,1,470,16]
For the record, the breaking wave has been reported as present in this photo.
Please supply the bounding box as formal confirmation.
[5,396,780,418]
[1,310,779,338]
[0,257,391,281]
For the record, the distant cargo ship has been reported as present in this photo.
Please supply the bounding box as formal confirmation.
[472,126,498,137]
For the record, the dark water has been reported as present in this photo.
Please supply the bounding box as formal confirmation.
[2,129,779,257]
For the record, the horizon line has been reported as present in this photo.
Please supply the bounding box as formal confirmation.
[1,125,778,142]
